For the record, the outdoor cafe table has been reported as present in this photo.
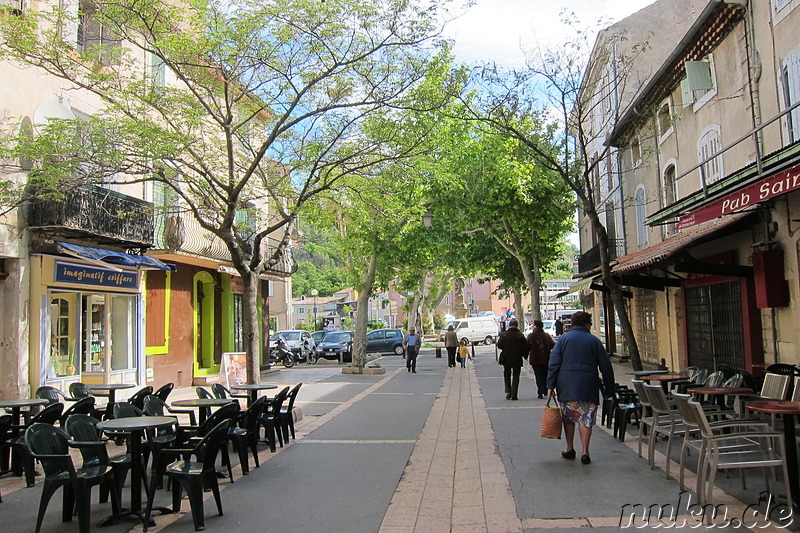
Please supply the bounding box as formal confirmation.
[747,400,800,511]
[171,398,233,424]
[231,383,278,406]
[89,383,136,404]
[96,415,177,527]
[0,398,49,428]
[686,386,752,410]
[626,370,669,377]
[642,373,687,391]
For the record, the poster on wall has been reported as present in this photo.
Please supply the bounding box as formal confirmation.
[221,352,247,388]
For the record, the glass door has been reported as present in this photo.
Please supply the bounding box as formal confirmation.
[85,294,107,372]
[48,293,80,379]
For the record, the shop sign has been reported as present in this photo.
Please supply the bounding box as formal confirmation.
[677,162,800,229]
[55,261,138,289]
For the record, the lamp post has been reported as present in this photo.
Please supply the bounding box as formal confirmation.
[310,289,318,330]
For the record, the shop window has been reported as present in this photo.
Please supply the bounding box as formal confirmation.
[782,46,800,143]
[635,185,648,249]
[697,125,724,185]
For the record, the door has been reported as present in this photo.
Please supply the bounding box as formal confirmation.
[685,281,745,371]
[366,330,385,353]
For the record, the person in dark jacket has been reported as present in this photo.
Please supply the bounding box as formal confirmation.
[496,318,527,400]
[547,311,614,465]
[527,319,555,399]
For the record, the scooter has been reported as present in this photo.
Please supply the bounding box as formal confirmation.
[269,335,296,368]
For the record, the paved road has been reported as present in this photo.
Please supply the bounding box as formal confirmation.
[1,345,795,532]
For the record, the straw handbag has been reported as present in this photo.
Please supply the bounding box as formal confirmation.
[540,394,563,439]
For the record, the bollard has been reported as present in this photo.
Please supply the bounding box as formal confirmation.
[435,347,442,358]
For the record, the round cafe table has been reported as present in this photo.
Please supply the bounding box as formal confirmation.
[171,398,233,424]
[626,370,669,377]
[686,386,752,410]
[0,398,49,428]
[747,400,800,511]
[231,383,278,406]
[89,383,136,404]
[642,373,687,392]
[96,416,177,527]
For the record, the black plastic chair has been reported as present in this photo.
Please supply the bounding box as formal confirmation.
[211,383,248,402]
[59,397,96,427]
[143,395,197,426]
[153,383,175,402]
[259,386,290,453]
[65,413,132,506]
[35,386,69,404]
[195,387,214,421]
[12,402,64,487]
[229,396,267,475]
[152,419,231,532]
[26,423,120,533]
[176,402,239,482]
[68,383,92,399]
[127,386,154,411]
[279,383,303,441]
[612,389,642,442]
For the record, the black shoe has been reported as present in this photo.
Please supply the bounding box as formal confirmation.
[510,397,518,401]
[561,450,576,460]
[407,367,410,372]
[581,454,591,465]
[412,370,416,373]
[506,393,511,399]
[537,394,544,399]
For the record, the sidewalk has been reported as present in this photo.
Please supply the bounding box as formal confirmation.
[1,347,796,532]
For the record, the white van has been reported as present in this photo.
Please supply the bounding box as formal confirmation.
[439,317,499,345]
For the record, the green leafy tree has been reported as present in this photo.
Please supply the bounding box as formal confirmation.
[0,0,453,381]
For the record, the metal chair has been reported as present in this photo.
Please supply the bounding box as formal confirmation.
[642,383,687,479]
[26,423,120,533]
[689,398,791,507]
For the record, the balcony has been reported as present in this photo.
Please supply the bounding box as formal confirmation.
[28,184,154,248]
[153,213,293,276]
[577,240,624,274]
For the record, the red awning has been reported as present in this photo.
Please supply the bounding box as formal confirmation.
[677,162,800,229]
[613,211,753,274]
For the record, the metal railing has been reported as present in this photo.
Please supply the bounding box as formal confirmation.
[28,184,154,247]
[577,239,624,274]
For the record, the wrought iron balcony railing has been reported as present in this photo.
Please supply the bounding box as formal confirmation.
[28,184,154,248]
[153,213,293,276]
[577,240,624,274]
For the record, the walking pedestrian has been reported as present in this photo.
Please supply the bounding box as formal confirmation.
[458,340,470,368]
[527,319,555,399]
[496,318,526,400]
[403,327,422,373]
[546,311,614,465]
[444,325,458,367]
[554,318,564,336]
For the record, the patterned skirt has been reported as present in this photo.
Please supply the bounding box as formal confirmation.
[561,401,598,428]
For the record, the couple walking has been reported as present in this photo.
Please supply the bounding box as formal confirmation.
[496,318,553,400]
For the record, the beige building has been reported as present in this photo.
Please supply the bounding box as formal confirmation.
[578,0,800,374]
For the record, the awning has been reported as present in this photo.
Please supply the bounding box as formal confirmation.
[612,211,754,274]
[556,276,601,298]
[57,242,173,271]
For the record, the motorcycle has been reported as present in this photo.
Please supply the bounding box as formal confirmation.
[269,335,296,368]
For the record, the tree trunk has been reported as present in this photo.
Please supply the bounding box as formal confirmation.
[513,286,525,326]
[352,252,377,370]
[517,256,542,322]
[586,206,642,370]
[241,269,262,383]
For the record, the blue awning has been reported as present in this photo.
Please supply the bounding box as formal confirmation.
[57,242,173,271]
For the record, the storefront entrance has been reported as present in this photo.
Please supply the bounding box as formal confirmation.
[685,280,745,370]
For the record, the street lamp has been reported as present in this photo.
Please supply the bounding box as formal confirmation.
[310,289,318,330]
[422,209,433,229]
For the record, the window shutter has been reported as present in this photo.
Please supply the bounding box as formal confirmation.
[786,49,800,142]
[776,0,791,12]
[680,78,695,108]
[685,61,714,91]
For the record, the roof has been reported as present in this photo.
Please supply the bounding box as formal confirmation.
[612,210,753,274]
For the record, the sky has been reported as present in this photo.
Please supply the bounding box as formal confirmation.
[444,0,659,68]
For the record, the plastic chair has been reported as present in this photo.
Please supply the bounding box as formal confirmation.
[259,386,290,453]
[280,383,303,441]
[689,398,791,507]
[68,383,92,399]
[643,383,687,479]
[143,395,196,426]
[153,383,175,402]
[154,420,231,532]
[173,402,239,482]
[65,413,132,506]
[12,402,64,487]
[612,388,642,442]
[211,383,248,402]
[59,397,96,426]
[26,423,120,533]
[195,387,214,421]
[228,396,267,475]
[35,386,69,404]
[127,386,154,410]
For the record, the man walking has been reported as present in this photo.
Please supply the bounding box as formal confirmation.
[496,318,527,400]
[527,319,555,399]
[403,327,422,373]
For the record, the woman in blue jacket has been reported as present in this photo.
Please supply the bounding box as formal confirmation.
[547,311,614,465]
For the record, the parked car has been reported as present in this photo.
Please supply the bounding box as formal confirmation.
[315,330,353,362]
[273,330,316,359]
[366,328,405,355]
[439,317,498,345]
[311,330,328,344]
[524,320,557,339]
